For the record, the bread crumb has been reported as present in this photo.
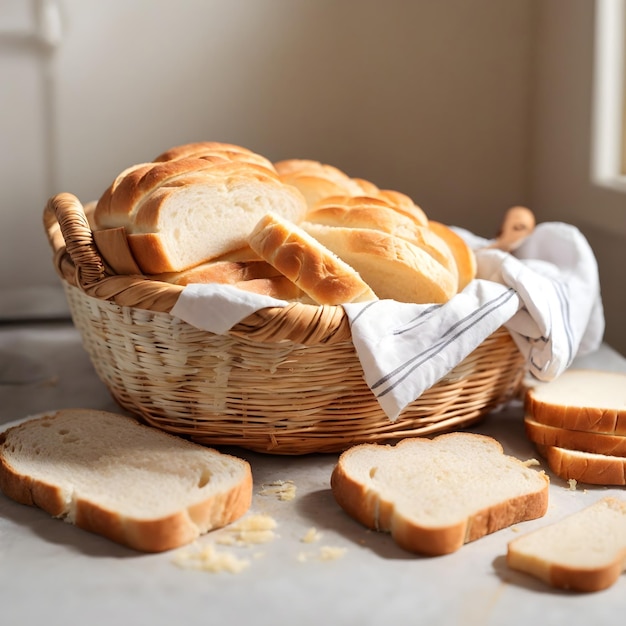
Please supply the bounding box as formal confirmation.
[568,478,577,491]
[301,527,322,543]
[320,546,347,561]
[259,480,296,501]
[221,514,277,545]
[523,458,540,467]
[172,543,250,574]
[297,546,347,562]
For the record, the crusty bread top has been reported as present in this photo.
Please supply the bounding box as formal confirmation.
[525,370,626,435]
[0,409,252,552]
[507,497,626,592]
[247,212,377,305]
[301,222,457,304]
[305,196,457,279]
[331,433,549,556]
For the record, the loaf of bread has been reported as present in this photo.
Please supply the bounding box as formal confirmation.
[0,409,253,552]
[525,370,626,435]
[274,158,429,225]
[247,212,377,305]
[93,143,307,274]
[507,497,626,592]
[304,196,458,279]
[301,221,457,303]
[330,433,549,556]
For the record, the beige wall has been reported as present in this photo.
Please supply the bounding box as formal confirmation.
[1,0,623,353]
[528,0,626,354]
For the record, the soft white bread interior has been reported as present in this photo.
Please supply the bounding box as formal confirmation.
[301,221,457,304]
[247,212,378,305]
[525,370,626,436]
[330,433,549,556]
[93,144,307,274]
[0,409,253,552]
[507,497,626,592]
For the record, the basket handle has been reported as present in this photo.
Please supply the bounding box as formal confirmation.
[44,192,107,286]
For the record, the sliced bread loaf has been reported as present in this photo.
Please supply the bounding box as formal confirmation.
[301,221,457,303]
[525,370,626,435]
[247,212,378,305]
[93,145,308,274]
[507,497,626,592]
[427,220,477,292]
[0,409,253,552]
[304,196,457,279]
[330,433,549,556]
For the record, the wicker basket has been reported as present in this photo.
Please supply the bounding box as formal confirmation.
[44,193,526,454]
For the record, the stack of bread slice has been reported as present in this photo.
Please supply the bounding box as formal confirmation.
[524,369,626,485]
[90,143,477,306]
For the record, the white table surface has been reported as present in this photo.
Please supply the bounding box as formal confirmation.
[1,321,625,626]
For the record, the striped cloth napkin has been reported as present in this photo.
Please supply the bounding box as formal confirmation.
[170,222,604,421]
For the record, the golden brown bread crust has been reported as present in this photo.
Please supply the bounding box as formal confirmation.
[248,212,377,305]
[525,416,626,457]
[153,141,274,170]
[536,444,626,485]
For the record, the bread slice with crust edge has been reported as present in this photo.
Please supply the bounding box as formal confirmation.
[330,433,549,556]
[507,497,626,592]
[0,409,253,552]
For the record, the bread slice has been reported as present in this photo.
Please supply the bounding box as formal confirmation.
[525,370,626,436]
[330,433,549,556]
[93,146,308,274]
[427,221,477,292]
[507,497,626,592]
[525,416,626,457]
[247,212,378,305]
[301,221,457,303]
[304,197,457,279]
[536,444,626,486]
[0,409,253,552]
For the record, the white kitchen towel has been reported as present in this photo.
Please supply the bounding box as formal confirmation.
[170,221,604,421]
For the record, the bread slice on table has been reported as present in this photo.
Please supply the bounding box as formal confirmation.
[524,416,626,458]
[93,145,307,274]
[507,497,626,592]
[330,433,549,556]
[525,370,626,435]
[247,212,378,305]
[535,444,626,486]
[0,409,253,552]
[301,221,457,304]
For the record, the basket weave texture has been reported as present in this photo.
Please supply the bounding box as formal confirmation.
[45,193,526,454]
